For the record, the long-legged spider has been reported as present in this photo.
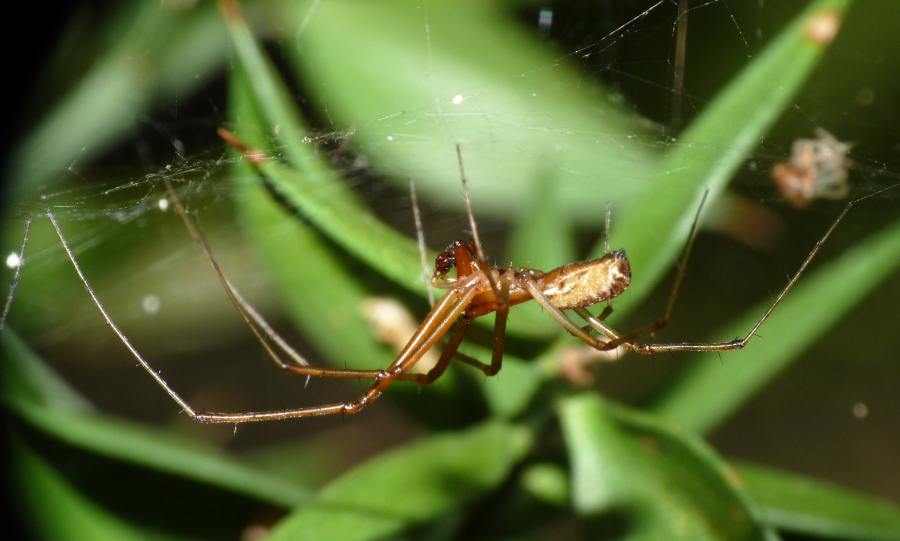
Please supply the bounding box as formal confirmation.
[45,143,858,423]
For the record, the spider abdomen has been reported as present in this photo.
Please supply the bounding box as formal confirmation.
[534,249,631,310]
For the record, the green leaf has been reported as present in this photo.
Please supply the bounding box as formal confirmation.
[10,437,152,541]
[559,393,771,540]
[521,462,570,508]
[736,462,900,541]
[268,421,531,541]
[280,0,659,221]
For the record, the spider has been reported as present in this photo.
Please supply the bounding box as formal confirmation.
[46,142,856,424]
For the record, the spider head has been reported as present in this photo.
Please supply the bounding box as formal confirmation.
[432,240,478,282]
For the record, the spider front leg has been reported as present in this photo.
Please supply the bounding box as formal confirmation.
[421,272,516,384]
[430,240,515,379]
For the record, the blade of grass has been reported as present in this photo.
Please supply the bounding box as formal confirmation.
[735,461,900,541]
[10,437,152,541]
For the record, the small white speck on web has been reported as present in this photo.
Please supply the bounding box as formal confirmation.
[852,402,869,419]
[142,294,162,315]
[5,252,21,269]
[452,94,464,105]
[158,197,170,212]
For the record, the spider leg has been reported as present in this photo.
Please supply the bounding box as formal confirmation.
[52,189,485,421]
[578,302,615,334]
[528,277,744,355]
[456,144,506,306]
[49,210,197,416]
[409,178,436,307]
[282,285,478,383]
[196,285,480,420]
[416,316,473,383]
[575,306,667,351]
[164,180,320,369]
[610,201,851,353]
[524,279,622,352]
[526,275,743,356]
[605,190,708,340]
[485,271,511,376]
[163,180,438,383]
[422,267,515,382]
